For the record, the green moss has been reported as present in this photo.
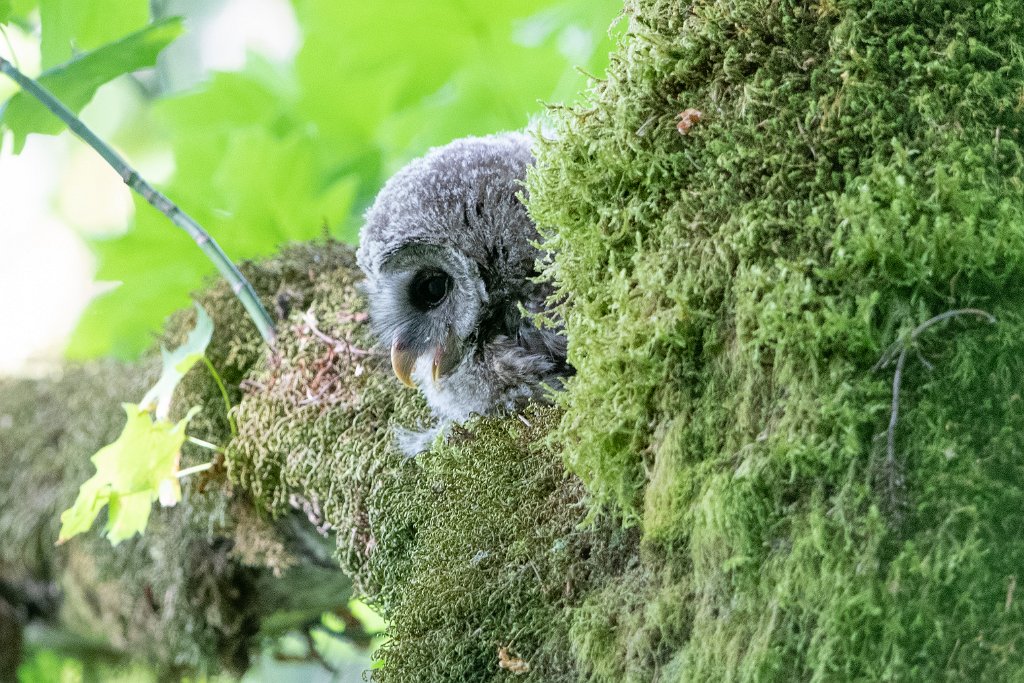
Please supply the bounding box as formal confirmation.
[528,0,1024,678]
[228,254,638,682]
[226,245,430,586]
[8,2,1024,676]
[370,408,636,682]
[0,242,360,676]
[0,361,155,585]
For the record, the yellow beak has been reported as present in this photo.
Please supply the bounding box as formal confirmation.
[390,340,417,388]
[391,329,463,388]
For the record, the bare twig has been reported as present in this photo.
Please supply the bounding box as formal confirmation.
[301,310,374,358]
[878,308,996,469]
[0,56,277,346]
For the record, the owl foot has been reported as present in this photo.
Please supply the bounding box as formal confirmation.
[394,422,448,459]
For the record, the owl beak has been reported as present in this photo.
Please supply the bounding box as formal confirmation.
[391,330,463,388]
[432,329,462,383]
[390,341,417,388]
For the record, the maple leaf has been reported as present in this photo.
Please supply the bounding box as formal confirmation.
[58,302,214,545]
[58,403,199,544]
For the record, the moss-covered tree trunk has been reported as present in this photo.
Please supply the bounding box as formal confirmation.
[528,0,1024,679]
[4,1,1024,681]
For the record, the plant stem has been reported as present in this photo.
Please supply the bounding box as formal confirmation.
[0,55,277,346]
[187,435,224,453]
[176,461,215,478]
[882,307,997,468]
[202,356,237,438]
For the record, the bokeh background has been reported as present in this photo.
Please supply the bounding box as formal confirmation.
[0,0,621,374]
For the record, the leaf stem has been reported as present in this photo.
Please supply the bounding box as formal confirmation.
[202,356,237,438]
[186,435,223,452]
[176,461,215,478]
[0,55,277,346]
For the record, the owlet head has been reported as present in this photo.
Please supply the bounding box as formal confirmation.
[356,133,539,388]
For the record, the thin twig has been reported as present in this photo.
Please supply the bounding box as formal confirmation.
[302,309,374,358]
[0,56,277,346]
[880,308,996,469]
[303,629,339,675]
[202,356,237,438]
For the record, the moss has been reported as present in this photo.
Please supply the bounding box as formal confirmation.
[528,0,1024,678]
[369,407,636,682]
[0,242,360,676]
[229,252,637,682]
[0,362,154,583]
[8,1,1024,676]
[226,245,430,586]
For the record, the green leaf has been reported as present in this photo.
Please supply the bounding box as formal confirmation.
[0,0,12,24]
[68,126,357,359]
[59,305,212,544]
[140,302,214,419]
[348,599,387,635]
[63,0,620,359]
[57,403,199,545]
[39,0,150,68]
[0,17,183,153]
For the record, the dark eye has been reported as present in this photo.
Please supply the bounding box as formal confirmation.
[409,270,452,311]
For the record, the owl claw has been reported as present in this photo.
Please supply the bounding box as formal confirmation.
[391,341,417,388]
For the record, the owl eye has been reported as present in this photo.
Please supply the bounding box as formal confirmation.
[409,270,453,311]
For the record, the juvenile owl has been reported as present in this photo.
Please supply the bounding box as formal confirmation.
[357,133,570,453]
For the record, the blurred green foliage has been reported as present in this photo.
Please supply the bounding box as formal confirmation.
[1,0,622,359]
[2,18,183,152]
[39,0,149,68]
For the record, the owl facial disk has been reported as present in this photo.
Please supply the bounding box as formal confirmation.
[372,244,483,388]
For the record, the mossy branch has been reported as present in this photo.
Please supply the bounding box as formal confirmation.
[0,55,277,346]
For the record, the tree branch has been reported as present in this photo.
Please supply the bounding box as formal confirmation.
[0,55,277,346]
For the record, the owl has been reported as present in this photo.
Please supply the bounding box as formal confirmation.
[357,133,570,454]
